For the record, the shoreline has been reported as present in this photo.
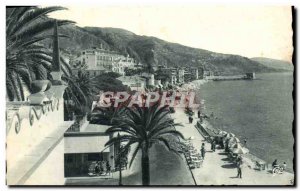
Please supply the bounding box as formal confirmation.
[172,108,294,185]
[177,79,294,175]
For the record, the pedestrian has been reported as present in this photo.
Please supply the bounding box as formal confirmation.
[189,116,193,123]
[198,110,201,118]
[99,162,104,175]
[211,140,216,152]
[201,143,206,159]
[95,164,100,175]
[106,161,111,175]
[236,161,242,178]
[244,139,247,147]
[283,162,287,171]
[272,159,278,168]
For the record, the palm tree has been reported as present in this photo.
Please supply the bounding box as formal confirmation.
[105,103,184,185]
[62,67,98,117]
[6,6,74,101]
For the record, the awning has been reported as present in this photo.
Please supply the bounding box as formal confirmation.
[64,135,110,154]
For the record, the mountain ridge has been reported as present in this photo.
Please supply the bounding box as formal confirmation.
[43,25,283,75]
[251,57,293,71]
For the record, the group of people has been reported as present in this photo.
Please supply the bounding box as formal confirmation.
[94,161,111,176]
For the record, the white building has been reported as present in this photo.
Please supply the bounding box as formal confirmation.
[72,47,136,77]
[117,75,146,91]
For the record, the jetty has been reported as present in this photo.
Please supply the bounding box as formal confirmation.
[205,73,256,81]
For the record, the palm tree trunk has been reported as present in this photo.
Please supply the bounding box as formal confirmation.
[141,148,150,185]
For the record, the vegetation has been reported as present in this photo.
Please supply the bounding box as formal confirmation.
[92,72,129,92]
[63,68,98,118]
[6,6,74,101]
[105,103,184,185]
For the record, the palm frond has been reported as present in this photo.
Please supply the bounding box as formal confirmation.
[10,6,67,36]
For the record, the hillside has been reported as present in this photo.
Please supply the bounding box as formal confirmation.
[44,24,281,75]
[251,57,294,71]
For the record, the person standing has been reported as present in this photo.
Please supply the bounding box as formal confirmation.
[106,161,111,175]
[237,161,242,178]
[272,159,278,168]
[211,140,216,152]
[198,110,201,118]
[189,116,193,123]
[201,143,206,159]
[95,164,100,176]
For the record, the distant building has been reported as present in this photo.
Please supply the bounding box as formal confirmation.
[177,69,185,84]
[117,75,146,91]
[141,73,155,87]
[245,72,256,79]
[160,67,177,85]
[71,46,136,77]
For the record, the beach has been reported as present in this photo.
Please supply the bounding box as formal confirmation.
[197,72,294,172]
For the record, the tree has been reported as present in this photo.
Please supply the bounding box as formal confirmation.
[6,6,74,101]
[92,72,128,92]
[62,67,97,117]
[104,103,184,185]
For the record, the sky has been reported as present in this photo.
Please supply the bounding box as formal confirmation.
[48,5,293,62]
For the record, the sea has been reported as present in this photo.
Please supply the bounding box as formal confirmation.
[197,72,294,172]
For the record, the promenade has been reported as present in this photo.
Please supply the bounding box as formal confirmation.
[172,108,294,186]
[66,107,294,186]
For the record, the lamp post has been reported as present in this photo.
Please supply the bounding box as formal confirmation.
[118,133,122,185]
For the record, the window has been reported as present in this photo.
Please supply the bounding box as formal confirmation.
[65,154,73,163]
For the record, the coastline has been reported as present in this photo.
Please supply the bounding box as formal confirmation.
[172,108,294,185]
[177,78,294,175]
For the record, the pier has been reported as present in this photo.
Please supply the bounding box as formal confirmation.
[205,73,256,81]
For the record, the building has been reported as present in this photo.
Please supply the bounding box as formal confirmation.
[160,67,178,85]
[71,47,136,77]
[117,75,147,91]
[6,21,74,185]
[245,72,256,80]
[6,22,117,185]
[64,120,114,177]
[177,68,185,84]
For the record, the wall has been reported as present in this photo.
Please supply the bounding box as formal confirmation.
[24,139,65,185]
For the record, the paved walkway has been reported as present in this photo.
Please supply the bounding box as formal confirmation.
[66,108,294,186]
[172,109,294,186]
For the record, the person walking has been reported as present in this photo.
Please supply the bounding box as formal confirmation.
[198,110,201,118]
[189,116,193,123]
[201,143,206,159]
[236,161,242,178]
[211,140,216,152]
